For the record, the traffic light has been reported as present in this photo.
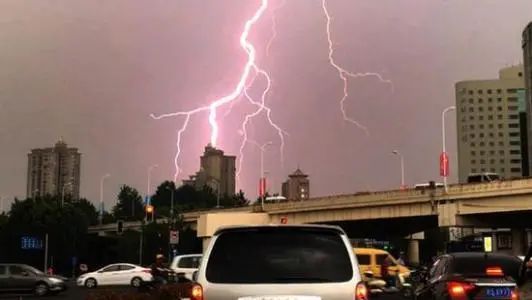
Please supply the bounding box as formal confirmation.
[145,205,154,221]
[117,220,123,234]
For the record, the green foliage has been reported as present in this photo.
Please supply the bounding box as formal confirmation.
[112,185,144,221]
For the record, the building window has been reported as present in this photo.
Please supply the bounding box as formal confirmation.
[481,168,486,172]
[469,115,474,120]
[469,124,475,129]
[480,159,486,164]
[511,167,521,172]
[479,124,484,129]
[470,133,475,138]
[499,141,504,146]
[508,106,518,111]
[490,159,495,164]
[479,116,484,120]
[478,98,483,103]
[508,97,518,102]
[488,107,493,111]
[480,142,486,146]
[469,98,474,103]
[471,159,476,164]
[472,168,477,173]
[489,132,494,137]
[510,141,520,146]
[509,114,519,119]
[490,150,495,155]
[478,90,483,94]
[470,142,476,147]
[499,150,505,155]
[488,98,493,103]
[500,159,505,164]
[487,89,492,94]
[497,106,503,111]
[501,168,505,172]
[509,132,519,137]
[479,107,484,112]
[498,124,503,129]
[489,141,494,146]
[490,168,496,172]
[488,115,493,120]
[498,115,503,120]
[470,151,476,156]
[488,124,494,129]
[511,159,521,164]
[498,98,502,102]
[480,151,486,155]
[509,123,519,128]
[507,89,517,93]
[469,107,474,112]
[479,133,485,138]
[499,132,504,137]
[497,89,502,94]
[469,90,474,95]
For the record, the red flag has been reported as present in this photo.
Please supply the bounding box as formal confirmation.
[440,152,449,177]
[259,177,266,197]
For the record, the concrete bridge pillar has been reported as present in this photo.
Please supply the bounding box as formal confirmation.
[511,228,525,256]
[407,239,420,266]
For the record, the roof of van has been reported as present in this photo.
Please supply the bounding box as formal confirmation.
[354,247,390,255]
[213,224,346,236]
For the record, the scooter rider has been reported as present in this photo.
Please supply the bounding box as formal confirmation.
[151,254,169,284]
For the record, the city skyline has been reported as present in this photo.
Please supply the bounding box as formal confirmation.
[1,1,532,209]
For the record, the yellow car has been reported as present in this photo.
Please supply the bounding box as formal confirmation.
[354,247,410,279]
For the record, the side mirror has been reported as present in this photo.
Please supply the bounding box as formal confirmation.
[21,271,30,277]
[192,271,198,282]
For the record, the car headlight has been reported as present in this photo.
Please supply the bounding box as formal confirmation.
[48,277,63,284]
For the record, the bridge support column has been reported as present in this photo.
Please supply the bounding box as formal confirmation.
[511,228,525,256]
[202,237,211,252]
[407,239,420,266]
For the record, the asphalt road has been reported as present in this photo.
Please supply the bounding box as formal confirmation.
[0,284,407,300]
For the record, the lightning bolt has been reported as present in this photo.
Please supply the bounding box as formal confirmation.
[321,0,393,135]
[151,0,287,183]
[265,0,287,57]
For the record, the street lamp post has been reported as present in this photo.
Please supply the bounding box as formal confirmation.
[146,164,158,222]
[249,140,273,210]
[392,150,405,189]
[166,185,175,222]
[99,174,110,225]
[442,106,456,193]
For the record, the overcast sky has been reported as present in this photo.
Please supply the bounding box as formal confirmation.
[1,0,532,209]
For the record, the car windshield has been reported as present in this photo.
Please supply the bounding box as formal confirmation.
[205,227,353,284]
[451,255,522,280]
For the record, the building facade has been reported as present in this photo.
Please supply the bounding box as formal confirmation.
[183,144,236,196]
[455,65,528,183]
[523,22,532,174]
[281,168,310,201]
[27,139,81,199]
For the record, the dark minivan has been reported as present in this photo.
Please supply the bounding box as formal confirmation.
[0,264,67,296]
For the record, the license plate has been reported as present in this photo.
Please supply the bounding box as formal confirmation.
[485,287,512,298]
[239,296,321,300]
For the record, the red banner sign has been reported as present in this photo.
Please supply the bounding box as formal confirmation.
[440,152,449,177]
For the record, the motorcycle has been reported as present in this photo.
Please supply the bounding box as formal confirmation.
[363,271,387,298]
[399,266,428,299]
[137,267,180,293]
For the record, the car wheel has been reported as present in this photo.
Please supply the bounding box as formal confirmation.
[131,277,143,288]
[34,282,49,296]
[85,278,97,289]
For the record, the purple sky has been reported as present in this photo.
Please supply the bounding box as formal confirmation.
[1,0,532,209]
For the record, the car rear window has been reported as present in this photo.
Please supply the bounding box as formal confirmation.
[178,256,201,269]
[451,255,522,279]
[356,254,371,265]
[206,227,353,284]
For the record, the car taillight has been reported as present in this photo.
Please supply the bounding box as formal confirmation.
[191,283,203,300]
[511,289,519,300]
[355,282,368,300]
[486,266,504,277]
[447,281,475,300]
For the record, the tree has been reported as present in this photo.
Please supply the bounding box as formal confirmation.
[112,185,144,221]
[71,198,99,225]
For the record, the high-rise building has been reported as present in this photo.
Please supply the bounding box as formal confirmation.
[27,139,81,199]
[522,22,532,173]
[455,65,528,183]
[183,144,236,196]
[281,168,310,201]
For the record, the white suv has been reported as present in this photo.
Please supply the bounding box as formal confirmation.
[170,254,202,280]
[190,225,364,300]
